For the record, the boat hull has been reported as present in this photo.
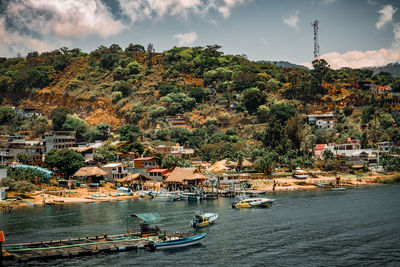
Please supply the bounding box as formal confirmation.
[232,198,274,208]
[191,214,218,228]
[155,233,207,249]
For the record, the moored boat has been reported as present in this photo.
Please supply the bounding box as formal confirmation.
[154,233,207,249]
[231,197,275,208]
[191,212,219,228]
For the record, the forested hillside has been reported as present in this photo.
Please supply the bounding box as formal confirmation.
[0,44,399,170]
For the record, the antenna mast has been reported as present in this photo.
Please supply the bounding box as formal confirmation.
[311,20,320,59]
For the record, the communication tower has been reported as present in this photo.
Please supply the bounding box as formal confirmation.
[311,20,320,59]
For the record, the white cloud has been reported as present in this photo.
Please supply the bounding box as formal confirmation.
[367,0,378,5]
[0,0,125,56]
[7,0,125,38]
[173,32,197,46]
[303,49,400,69]
[0,17,61,56]
[118,0,248,22]
[283,11,299,30]
[376,4,397,29]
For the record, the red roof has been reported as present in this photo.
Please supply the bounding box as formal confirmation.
[315,144,325,150]
[148,169,169,173]
[134,157,155,161]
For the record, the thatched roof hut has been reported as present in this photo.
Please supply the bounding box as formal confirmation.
[73,166,107,184]
[114,173,152,184]
[164,168,200,184]
[208,160,231,173]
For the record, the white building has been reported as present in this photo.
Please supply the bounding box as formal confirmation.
[102,163,128,181]
[307,113,335,129]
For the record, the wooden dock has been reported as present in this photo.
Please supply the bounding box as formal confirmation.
[2,234,153,262]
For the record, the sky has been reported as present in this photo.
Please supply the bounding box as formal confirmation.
[1,0,400,69]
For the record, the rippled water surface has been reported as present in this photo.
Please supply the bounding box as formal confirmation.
[1,185,400,266]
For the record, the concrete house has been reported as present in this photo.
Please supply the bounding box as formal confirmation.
[42,131,76,152]
[102,163,128,181]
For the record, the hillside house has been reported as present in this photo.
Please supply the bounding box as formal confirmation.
[377,141,395,152]
[307,113,335,129]
[9,140,44,166]
[12,107,43,118]
[133,157,160,169]
[102,163,128,181]
[42,131,76,152]
[155,144,194,157]
[116,152,137,163]
[0,149,13,164]
[72,141,103,163]
[165,114,190,128]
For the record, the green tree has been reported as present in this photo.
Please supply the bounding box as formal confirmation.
[241,87,266,114]
[61,114,88,142]
[311,58,332,83]
[50,107,72,130]
[96,123,111,140]
[161,155,181,169]
[189,87,209,103]
[119,124,140,142]
[93,142,118,164]
[125,44,145,54]
[269,103,296,123]
[45,148,85,177]
[322,149,335,171]
[254,151,277,174]
[17,152,33,165]
[119,141,144,155]
[0,106,16,124]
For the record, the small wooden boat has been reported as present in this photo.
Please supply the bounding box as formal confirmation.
[231,197,275,208]
[191,212,218,228]
[155,233,207,249]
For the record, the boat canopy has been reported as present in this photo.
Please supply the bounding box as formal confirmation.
[131,212,161,223]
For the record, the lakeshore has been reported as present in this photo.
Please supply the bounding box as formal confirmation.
[1,172,398,210]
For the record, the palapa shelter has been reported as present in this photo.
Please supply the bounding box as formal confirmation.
[164,168,208,188]
[73,166,107,184]
[114,173,152,189]
[208,160,232,173]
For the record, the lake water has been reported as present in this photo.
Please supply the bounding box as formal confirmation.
[1,185,400,266]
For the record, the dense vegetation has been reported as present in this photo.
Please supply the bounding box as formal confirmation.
[0,43,400,180]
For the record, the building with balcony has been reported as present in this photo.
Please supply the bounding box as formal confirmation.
[102,163,128,181]
[155,144,194,157]
[307,113,335,129]
[42,131,76,152]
